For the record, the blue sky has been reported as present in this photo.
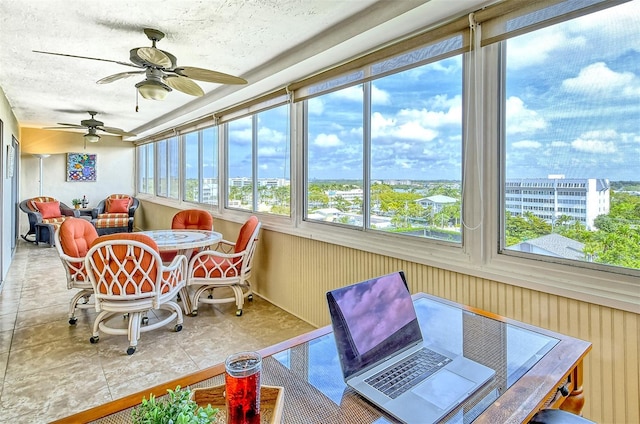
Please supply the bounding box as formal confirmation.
[225,1,638,182]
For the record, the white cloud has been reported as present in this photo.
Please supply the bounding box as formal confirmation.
[580,129,618,140]
[505,96,547,135]
[372,85,390,105]
[562,62,637,96]
[230,128,252,142]
[257,146,278,156]
[512,140,542,149]
[307,97,324,115]
[507,26,585,70]
[397,105,460,128]
[314,133,342,147]
[571,136,617,154]
[330,85,363,102]
[257,127,286,143]
[395,121,438,141]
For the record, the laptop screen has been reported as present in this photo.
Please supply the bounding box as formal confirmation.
[327,271,423,379]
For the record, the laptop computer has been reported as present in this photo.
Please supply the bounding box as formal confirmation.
[326,271,495,423]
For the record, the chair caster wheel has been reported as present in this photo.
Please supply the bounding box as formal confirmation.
[248,294,254,301]
[127,346,136,355]
[90,336,99,344]
[69,317,78,325]
[191,310,198,316]
[175,324,183,332]
[208,294,213,299]
[141,316,149,325]
[236,309,243,317]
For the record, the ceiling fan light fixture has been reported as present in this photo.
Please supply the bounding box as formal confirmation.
[136,79,171,100]
[84,132,101,143]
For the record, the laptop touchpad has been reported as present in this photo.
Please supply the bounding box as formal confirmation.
[411,369,476,410]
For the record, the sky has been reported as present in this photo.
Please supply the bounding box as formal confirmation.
[222,1,639,183]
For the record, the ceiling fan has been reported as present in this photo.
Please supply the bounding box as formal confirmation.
[45,111,136,143]
[34,28,247,101]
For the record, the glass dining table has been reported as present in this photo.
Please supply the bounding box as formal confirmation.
[138,229,223,313]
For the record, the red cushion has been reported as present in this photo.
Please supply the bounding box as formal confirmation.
[235,216,259,253]
[34,201,61,219]
[107,198,130,213]
[59,218,98,258]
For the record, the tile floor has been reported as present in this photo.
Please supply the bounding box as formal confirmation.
[0,240,315,423]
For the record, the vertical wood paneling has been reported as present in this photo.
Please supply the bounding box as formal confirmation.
[141,208,638,423]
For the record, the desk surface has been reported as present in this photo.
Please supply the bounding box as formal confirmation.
[138,229,222,251]
[53,293,591,424]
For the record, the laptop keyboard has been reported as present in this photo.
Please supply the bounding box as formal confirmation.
[364,348,452,399]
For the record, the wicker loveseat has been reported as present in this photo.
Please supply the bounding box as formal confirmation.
[20,196,79,246]
[91,194,139,235]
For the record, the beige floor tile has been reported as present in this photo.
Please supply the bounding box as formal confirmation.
[0,240,316,421]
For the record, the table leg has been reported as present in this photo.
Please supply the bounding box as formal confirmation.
[560,361,585,415]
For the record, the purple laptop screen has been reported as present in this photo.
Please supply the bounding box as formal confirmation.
[334,273,416,355]
[327,271,423,379]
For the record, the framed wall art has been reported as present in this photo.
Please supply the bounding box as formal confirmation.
[67,152,97,182]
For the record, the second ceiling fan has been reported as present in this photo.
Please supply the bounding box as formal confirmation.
[35,28,247,100]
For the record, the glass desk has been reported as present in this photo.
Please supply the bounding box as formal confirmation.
[53,293,591,424]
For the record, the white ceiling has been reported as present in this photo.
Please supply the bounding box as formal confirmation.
[0,0,491,140]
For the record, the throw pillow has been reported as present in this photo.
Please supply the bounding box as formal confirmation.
[107,198,130,213]
[34,201,61,219]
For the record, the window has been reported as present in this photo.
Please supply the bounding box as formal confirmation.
[306,85,363,227]
[225,104,290,214]
[202,127,218,206]
[227,116,253,210]
[370,59,462,240]
[156,139,167,197]
[256,105,290,216]
[183,127,219,205]
[502,1,640,271]
[183,131,199,202]
[304,55,463,242]
[137,143,154,194]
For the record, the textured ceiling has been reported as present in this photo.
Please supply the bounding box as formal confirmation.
[0,0,490,140]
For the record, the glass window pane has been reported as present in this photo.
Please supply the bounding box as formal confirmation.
[370,57,462,242]
[157,139,167,197]
[227,116,253,210]
[138,145,147,193]
[257,105,290,216]
[503,1,640,271]
[306,85,364,227]
[168,136,179,199]
[184,132,199,202]
[203,126,218,206]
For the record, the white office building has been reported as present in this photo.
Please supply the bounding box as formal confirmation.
[505,175,610,230]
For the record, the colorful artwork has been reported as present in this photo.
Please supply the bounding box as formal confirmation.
[67,153,97,182]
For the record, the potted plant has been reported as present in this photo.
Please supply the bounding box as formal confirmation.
[131,386,218,424]
[71,198,82,209]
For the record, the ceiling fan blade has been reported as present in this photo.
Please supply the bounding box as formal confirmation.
[173,66,247,85]
[33,50,140,69]
[165,75,205,97]
[49,123,86,129]
[135,47,173,68]
[98,126,137,137]
[97,71,145,84]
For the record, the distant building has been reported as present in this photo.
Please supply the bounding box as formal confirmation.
[415,195,458,213]
[505,175,609,230]
[509,233,589,262]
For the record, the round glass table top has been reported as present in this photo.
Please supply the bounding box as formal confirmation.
[138,229,222,251]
